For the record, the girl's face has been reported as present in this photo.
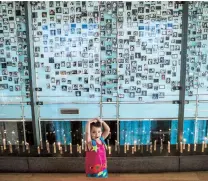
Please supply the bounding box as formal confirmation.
[91,126,102,140]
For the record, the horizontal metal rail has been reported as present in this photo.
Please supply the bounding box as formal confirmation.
[0,117,207,122]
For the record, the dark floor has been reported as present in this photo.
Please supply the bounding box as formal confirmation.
[0,172,208,181]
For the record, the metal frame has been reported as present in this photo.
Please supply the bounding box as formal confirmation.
[2,117,208,122]
[194,89,199,144]
[115,1,120,145]
[0,100,204,104]
[177,1,189,144]
[24,2,40,146]
[0,119,32,122]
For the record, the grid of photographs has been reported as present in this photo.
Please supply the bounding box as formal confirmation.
[0,2,29,102]
[117,1,183,102]
[186,1,208,98]
[32,1,101,101]
[0,1,185,103]
[32,1,183,102]
[100,2,118,102]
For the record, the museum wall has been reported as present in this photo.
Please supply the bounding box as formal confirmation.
[0,1,208,157]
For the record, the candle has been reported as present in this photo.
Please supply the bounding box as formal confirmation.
[64,135,66,145]
[160,146,162,153]
[205,138,207,148]
[115,140,117,151]
[194,143,196,151]
[109,146,111,154]
[82,139,84,150]
[60,146,63,154]
[77,144,79,152]
[134,140,136,152]
[160,139,163,149]
[138,140,140,150]
[40,139,43,149]
[127,143,129,151]
[202,141,205,152]
[124,143,126,153]
[85,141,87,151]
[1,146,3,152]
[53,142,56,153]
[168,141,170,153]
[154,140,157,151]
[58,142,61,150]
[22,141,25,152]
[132,146,134,154]
[16,140,19,148]
[46,141,50,153]
[176,142,178,150]
[3,138,6,150]
[146,144,149,152]
[9,142,12,153]
[188,144,190,152]
[37,146,40,154]
[150,143,152,153]
[28,144,30,154]
[70,143,72,154]
[26,142,29,150]
[183,139,186,150]
[64,141,67,152]
[79,145,81,153]
[180,142,183,153]
[26,143,30,153]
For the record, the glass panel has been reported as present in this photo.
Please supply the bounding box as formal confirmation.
[40,121,74,156]
[117,1,182,104]
[185,1,208,155]
[0,1,31,118]
[0,121,31,156]
[119,120,179,156]
[100,2,118,102]
[32,1,101,103]
[38,120,117,157]
[3,1,208,159]
[116,1,182,121]
[182,120,208,155]
[0,2,32,156]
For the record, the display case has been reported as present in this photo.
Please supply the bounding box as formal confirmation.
[0,1,208,173]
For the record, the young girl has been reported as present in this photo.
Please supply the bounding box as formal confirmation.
[85,118,110,178]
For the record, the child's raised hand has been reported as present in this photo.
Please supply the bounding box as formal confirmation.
[89,118,97,123]
[96,117,103,123]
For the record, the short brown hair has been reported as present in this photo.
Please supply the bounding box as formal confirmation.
[90,121,102,129]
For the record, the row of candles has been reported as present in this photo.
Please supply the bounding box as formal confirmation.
[1,139,31,154]
[125,140,207,154]
[1,138,208,154]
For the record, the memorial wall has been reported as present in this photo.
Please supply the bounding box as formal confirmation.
[0,1,207,157]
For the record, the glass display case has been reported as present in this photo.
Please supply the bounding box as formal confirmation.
[0,1,208,162]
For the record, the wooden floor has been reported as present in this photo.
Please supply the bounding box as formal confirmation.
[0,172,208,181]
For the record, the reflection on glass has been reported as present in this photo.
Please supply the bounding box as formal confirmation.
[119,120,178,156]
[0,121,25,154]
[120,121,151,145]
[183,120,208,144]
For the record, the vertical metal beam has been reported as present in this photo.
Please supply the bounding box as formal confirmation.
[99,1,103,119]
[178,2,189,144]
[194,89,199,144]
[115,1,120,146]
[24,2,40,146]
